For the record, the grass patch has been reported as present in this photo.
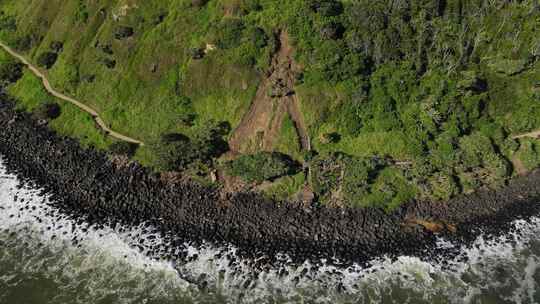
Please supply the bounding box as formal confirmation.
[263,172,306,202]
[3,52,111,150]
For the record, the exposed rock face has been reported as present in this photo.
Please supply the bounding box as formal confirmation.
[1,98,540,266]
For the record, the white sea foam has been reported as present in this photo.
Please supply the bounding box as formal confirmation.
[1,158,540,304]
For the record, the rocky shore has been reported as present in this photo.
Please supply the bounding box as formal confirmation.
[1,98,540,267]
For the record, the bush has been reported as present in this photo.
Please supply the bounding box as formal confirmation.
[188,47,205,60]
[319,132,340,144]
[516,140,540,171]
[0,14,16,31]
[114,26,134,40]
[109,142,139,157]
[34,102,61,120]
[150,121,230,172]
[191,0,209,8]
[212,18,245,49]
[50,41,64,53]
[0,61,23,84]
[428,172,459,201]
[13,35,33,51]
[226,152,300,183]
[309,153,384,205]
[246,27,268,48]
[320,22,344,40]
[36,52,58,69]
[240,0,263,12]
[456,133,511,188]
[148,133,192,171]
[310,0,343,16]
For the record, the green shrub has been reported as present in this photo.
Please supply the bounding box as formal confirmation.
[50,41,63,53]
[310,153,378,203]
[226,152,300,183]
[310,0,343,16]
[149,121,230,172]
[109,142,139,157]
[36,51,58,69]
[148,133,192,172]
[0,60,23,84]
[0,14,16,31]
[264,173,306,201]
[191,0,209,8]
[12,35,33,51]
[212,18,245,49]
[427,173,459,201]
[516,140,540,171]
[34,102,61,120]
[114,26,134,40]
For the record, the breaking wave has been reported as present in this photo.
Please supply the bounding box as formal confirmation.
[1,158,539,304]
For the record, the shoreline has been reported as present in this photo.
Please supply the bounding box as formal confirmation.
[1,98,540,266]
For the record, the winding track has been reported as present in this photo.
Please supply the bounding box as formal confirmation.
[2,38,537,149]
[0,41,144,146]
[513,130,540,140]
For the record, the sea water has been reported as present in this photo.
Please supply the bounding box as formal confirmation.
[1,157,539,304]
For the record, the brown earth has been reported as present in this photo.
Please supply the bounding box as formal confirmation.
[228,31,310,153]
[513,130,540,140]
[512,156,528,176]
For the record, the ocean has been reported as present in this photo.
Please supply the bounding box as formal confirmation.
[1,157,539,304]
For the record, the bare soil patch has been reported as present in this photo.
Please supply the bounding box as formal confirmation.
[228,31,310,153]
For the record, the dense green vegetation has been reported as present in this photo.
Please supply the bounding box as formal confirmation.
[225,151,300,183]
[0,0,539,209]
[0,49,113,149]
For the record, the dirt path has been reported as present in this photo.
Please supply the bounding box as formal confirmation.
[0,41,144,146]
[513,130,540,140]
[512,156,528,176]
[229,32,310,153]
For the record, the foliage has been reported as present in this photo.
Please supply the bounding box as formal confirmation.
[263,172,306,201]
[226,152,300,183]
[36,51,58,69]
[211,18,245,49]
[0,0,538,208]
[34,102,61,120]
[147,133,191,172]
[516,140,540,171]
[309,152,414,209]
[0,59,22,84]
[148,120,230,172]
[109,142,139,158]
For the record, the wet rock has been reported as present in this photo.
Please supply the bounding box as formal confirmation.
[0,97,539,268]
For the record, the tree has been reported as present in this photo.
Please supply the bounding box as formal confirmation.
[150,121,230,172]
[148,133,191,172]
